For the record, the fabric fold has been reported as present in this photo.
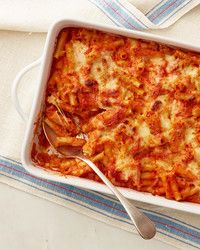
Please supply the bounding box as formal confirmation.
[0,1,200,249]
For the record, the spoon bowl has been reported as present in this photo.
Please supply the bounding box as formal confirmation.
[42,120,156,239]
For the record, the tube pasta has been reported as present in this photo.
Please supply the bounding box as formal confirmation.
[31,27,200,204]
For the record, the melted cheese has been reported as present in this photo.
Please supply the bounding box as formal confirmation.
[151,57,164,66]
[160,113,171,130]
[115,149,137,181]
[33,28,200,203]
[138,122,150,139]
[138,122,151,146]
[156,160,172,171]
[194,147,200,162]
[73,41,87,71]
[188,161,200,177]
[105,78,118,90]
[165,54,178,73]
[183,66,198,78]
[185,128,195,143]
[163,74,178,89]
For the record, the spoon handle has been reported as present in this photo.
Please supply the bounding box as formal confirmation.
[77,156,156,239]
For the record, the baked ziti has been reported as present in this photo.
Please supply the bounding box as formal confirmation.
[31,28,200,203]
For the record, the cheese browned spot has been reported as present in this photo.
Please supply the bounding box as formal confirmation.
[32,28,200,203]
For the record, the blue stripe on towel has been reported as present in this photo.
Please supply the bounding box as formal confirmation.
[0,156,199,248]
[0,171,199,249]
[156,0,193,25]
[90,0,194,29]
[90,0,146,30]
[147,0,191,24]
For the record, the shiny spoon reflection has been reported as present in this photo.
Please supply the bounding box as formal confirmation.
[42,121,156,239]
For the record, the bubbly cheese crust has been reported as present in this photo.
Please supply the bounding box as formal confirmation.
[31,28,200,203]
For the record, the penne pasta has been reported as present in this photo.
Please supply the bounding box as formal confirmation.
[54,31,68,59]
[31,27,200,204]
[55,136,86,147]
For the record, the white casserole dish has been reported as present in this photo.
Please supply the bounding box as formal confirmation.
[12,19,200,214]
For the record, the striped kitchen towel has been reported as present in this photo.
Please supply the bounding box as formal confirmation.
[1,156,200,249]
[90,0,200,30]
[0,0,200,250]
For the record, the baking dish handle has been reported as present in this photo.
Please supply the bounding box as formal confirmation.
[12,58,42,122]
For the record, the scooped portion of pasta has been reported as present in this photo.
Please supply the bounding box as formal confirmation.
[31,28,200,203]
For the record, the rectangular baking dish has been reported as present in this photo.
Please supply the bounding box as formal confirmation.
[20,19,200,214]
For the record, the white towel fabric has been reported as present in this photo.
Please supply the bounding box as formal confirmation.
[0,1,200,249]
[0,0,199,33]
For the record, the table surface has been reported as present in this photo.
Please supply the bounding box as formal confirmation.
[0,183,178,250]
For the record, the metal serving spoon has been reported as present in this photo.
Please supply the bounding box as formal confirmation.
[42,121,156,239]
